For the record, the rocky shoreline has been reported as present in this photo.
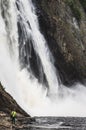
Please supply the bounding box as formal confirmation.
[1,114,86,130]
[0,111,35,130]
[0,82,33,129]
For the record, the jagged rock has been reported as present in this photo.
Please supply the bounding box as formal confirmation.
[0,82,29,116]
[33,0,86,86]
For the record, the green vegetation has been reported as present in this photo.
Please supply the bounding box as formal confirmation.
[79,0,86,13]
[66,0,82,22]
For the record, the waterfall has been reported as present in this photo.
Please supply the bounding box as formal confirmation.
[16,0,59,94]
[0,0,86,117]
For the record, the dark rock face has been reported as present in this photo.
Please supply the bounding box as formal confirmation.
[33,0,86,86]
[17,16,48,86]
[0,82,28,116]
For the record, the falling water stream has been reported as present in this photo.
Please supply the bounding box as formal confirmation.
[0,0,86,117]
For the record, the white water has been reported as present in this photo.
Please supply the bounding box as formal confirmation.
[16,0,59,94]
[0,0,86,117]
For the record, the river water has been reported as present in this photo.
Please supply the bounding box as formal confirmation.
[16,116,86,130]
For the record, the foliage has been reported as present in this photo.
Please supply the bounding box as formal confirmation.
[66,0,82,22]
[79,0,86,13]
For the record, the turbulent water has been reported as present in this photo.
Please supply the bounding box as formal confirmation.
[0,0,86,117]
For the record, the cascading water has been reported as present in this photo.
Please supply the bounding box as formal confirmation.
[16,0,59,94]
[0,0,86,117]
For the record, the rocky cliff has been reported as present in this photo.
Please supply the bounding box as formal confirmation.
[33,0,86,86]
[0,82,28,115]
[0,82,32,129]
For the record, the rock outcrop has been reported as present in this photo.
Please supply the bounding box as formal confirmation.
[0,82,28,115]
[0,82,33,129]
[0,111,34,130]
[33,0,86,86]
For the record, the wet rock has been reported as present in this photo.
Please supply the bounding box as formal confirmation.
[1,113,86,130]
[0,111,33,130]
[33,0,86,86]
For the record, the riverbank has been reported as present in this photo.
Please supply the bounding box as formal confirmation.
[0,111,34,130]
[1,114,86,130]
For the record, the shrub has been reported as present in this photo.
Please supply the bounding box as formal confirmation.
[66,0,82,22]
[79,0,86,13]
